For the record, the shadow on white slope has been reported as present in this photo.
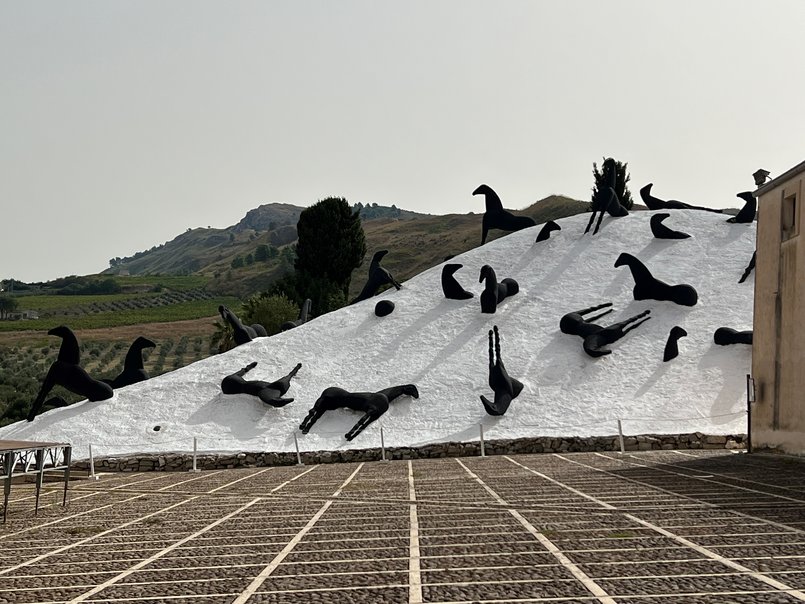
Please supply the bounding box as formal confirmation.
[0,210,755,459]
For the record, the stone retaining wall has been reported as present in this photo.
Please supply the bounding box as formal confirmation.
[70,432,746,473]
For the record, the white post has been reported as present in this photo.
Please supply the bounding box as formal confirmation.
[189,437,200,473]
[88,444,99,480]
[380,427,388,462]
[479,424,486,457]
[293,432,303,466]
[617,420,625,454]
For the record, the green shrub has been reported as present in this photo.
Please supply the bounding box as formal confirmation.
[241,293,299,336]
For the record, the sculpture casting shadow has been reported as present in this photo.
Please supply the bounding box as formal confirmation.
[473,184,536,244]
[714,328,753,346]
[639,183,723,213]
[27,326,114,421]
[480,325,523,416]
[560,302,651,358]
[441,263,474,300]
[221,362,302,406]
[650,213,691,240]
[614,252,698,306]
[663,326,688,362]
[727,192,756,224]
[219,305,267,346]
[103,336,156,389]
[536,221,561,242]
[479,265,519,314]
[351,250,402,304]
[299,384,419,441]
[739,251,756,284]
[281,299,312,332]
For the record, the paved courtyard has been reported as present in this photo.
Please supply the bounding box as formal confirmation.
[1,449,804,603]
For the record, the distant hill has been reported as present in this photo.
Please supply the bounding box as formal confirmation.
[101,196,590,298]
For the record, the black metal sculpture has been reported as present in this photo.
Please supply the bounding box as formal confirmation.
[221,362,301,406]
[280,299,312,332]
[27,326,114,421]
[351,250,402,304]
[739,251,756,284]
[103,336,156,389]
[663,326,688,362]
[375,300,395,317]
[441,263,474,300]
[480,325,523,416]
[727,192,757,224]
[614,252,698,306]
[639,183,723,213]
[560,302,651,358]
[650,213,691,240]
[473,184,536,244]
[479,265,519,314]
[714,327,753,346]
[536,220,561,242]
[585,159,629,235]
[218,305,267,346]
[299,384,419,441]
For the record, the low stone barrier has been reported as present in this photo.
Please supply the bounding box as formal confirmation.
[70,432,746,473]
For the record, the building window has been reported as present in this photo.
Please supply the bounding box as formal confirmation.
[782,193,798,240]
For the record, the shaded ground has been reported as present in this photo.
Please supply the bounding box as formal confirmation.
[1,450,804,603]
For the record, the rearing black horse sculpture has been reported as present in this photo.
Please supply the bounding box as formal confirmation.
[27,326,114,421]
[299,384,419,441]
[473,184,536,245]
[351,250,402,304]
[480,325,523,416]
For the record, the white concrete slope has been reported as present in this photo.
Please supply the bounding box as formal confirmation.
[1,210,756,459]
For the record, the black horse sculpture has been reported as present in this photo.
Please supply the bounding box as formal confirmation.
[614,253,698,306]
[221,362,302,406]
[280,299,312,332]
[560,302,651,357]
[536,220,561,242]
[473,184,536,244]
[650,213,691,240]
[480,325,523,416]
[739,251,756,284]
[351,250,402,304]
[714,327,753,346]
[299,384,419,441]
[103,336,156,389]
[219,305,267,347]
[663,326,688,362]
[441,263,474,300]
[27,326,114,421]
[479,265,519,314]
[727,192,756,224]
[639,183,723,213]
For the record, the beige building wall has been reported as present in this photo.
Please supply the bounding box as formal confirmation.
[752,161,805,455]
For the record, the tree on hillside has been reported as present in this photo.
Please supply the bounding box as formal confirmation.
[0,296,18,320]
[592,157,634,210]
[295,197,366,302]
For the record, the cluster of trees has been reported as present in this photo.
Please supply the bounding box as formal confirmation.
[55,277,122,296]
[0,296,19,319]
[230,244,283,269]
[352,202,402,220]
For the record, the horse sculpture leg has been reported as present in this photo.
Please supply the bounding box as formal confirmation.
[299,403,327,434]
[344,399,388,441]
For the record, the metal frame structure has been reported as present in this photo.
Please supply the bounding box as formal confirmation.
[1,440,72,523]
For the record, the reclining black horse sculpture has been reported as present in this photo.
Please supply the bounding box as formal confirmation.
[663,326,688,362]
[299,383,419,441]
[441,263,474,300]
[219,305,267,347]
[560,302,651,358]
[727,192,757,224]
[615,252,698,306]
[27,325,114,421]
[536,220,561,242]
[714,327,753,346]
[221,362,302,406]
[103,336,156,389]
[480,325,523,416]
[473,184,536,244]
[479,265,519,314]
[351,250,402,304]
[639,183,723,213]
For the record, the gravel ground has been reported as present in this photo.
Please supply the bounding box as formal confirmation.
[1,450,804,603]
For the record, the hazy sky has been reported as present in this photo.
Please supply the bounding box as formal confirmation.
[2,1,803,282]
